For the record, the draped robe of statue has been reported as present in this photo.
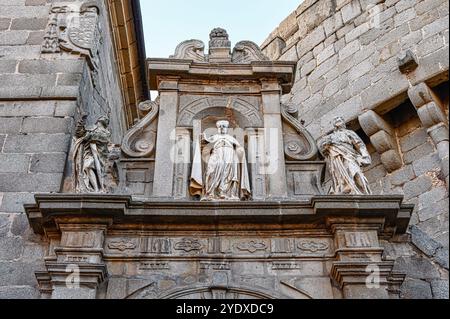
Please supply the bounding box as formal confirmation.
[190,132,251,201]
[318,128,372,195]
[73,118,111,193]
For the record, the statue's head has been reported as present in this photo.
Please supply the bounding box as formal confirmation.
[333,117,346,130]
[216,120,230,135]
[97,116,110,127]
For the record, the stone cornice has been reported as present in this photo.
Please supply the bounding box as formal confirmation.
[106,0,149,128]
[147,59,297,94]
[25,194,412,236]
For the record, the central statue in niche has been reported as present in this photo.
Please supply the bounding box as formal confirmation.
[190,120,251,201]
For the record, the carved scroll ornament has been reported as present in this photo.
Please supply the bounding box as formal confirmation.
[170,39,206,62]
[232,41,270,63]
[281,104,319,161]
[121,99,160,158]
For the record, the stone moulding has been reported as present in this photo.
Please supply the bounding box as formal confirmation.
[25,194,412,236]
[147,59,297,94]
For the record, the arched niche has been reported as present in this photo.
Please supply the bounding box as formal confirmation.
[178,97,263,129]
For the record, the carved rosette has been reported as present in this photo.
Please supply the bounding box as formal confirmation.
[281,104,319,161]
[121,99,160,158]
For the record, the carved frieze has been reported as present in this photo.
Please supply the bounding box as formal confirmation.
[234,240,268,253]
[200,262,231,270]
[344,232,372,248]
[141,238,171,254]
[100,236,335,258]
[271,262,302,270]
[139,262,170,271]
[174,238,204,252]
[297,240,329,253]
[108,240,137,252]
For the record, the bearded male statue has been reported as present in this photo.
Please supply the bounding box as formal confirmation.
[318,117,372,195]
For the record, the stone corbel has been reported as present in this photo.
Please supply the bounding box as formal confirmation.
[359,110,403,172]
[39,221,110,299]
[327,220,403,299]
[408,83,449,187]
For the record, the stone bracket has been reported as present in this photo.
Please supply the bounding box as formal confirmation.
[408,82,449,187]
[330,260,396,288]
[359,110,403,172]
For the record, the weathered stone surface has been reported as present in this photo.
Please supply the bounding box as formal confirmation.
[400,278,433,299]
[403,175,433,200]
[30,153,67,173]
[0,101,55,117]
[10,18,47,30]
[394,256,441,279]
[434,247,449,270]
[410,225,442,257]
[0,173,63,192]
[0,237,24,260]
[431,280,449,299]
[0,192,35,213]
[418,187,448,211]
[0,60,16,73]
[0,0,447,300]
[0,154,30,173]
[418,198,449,222]
[389,165,415,186]
[0,286,40,299]
[21,117,73,134]
[0,118,22,134]
[0,214,10,238]
[3,134,70,153]
[0,261,41,286]
[11,213,30,236]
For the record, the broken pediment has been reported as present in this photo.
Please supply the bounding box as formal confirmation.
[168,27,270,63]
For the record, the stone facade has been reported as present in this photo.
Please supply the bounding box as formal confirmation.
[0,0,447,300]
[0,0,147,299]
[262,0,449,299]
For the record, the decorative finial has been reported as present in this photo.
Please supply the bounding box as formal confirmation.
[209,27,231,49]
